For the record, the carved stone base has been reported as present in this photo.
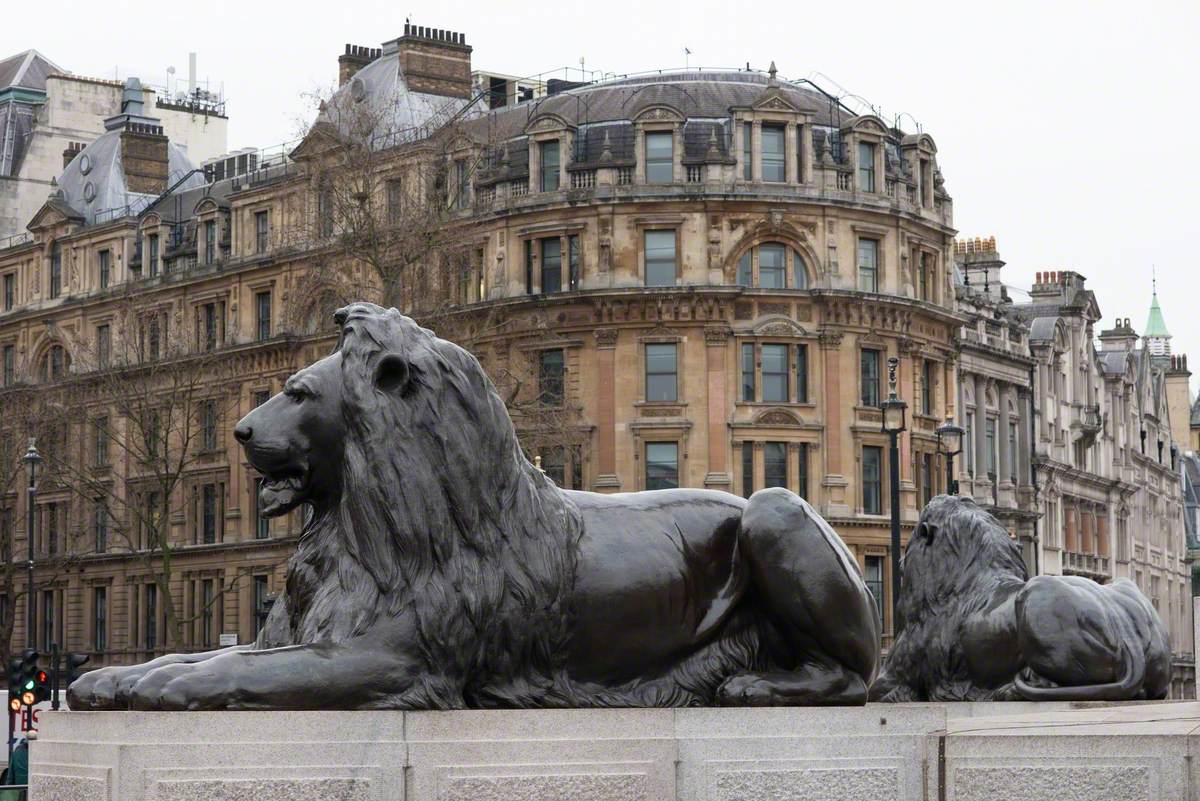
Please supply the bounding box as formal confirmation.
[28,702,1198,800]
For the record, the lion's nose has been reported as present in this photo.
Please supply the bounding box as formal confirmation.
[234,424,253,443]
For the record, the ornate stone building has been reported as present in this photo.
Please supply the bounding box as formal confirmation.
[952,238,1038,568]
[0,50,228,242]
[1012,273,1193,695]
[0,25,961,663]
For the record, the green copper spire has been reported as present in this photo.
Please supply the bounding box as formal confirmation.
[1145,270,1171,339]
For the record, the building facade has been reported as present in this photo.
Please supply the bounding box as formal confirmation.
[0,26,961,663]
[1010,272,1193,695]
[952,238,1039,568]
[0,49,228,243]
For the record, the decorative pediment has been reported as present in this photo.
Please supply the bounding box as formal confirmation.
[751,89,804,114]
[753,316,808,337]
[754,408,802,426]
[525,113,572,135]
[633,104,684,124]
[139,213,162,231]
[193,197,228,216]
[27,196,83,232]
[639,324,680,341]
[842,114,890,136]
[901,133,938,154]
[288,121,343,162]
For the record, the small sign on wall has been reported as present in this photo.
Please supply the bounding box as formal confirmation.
[219,633,238,647]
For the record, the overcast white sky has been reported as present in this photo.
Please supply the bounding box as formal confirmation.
[9,0,1200,389]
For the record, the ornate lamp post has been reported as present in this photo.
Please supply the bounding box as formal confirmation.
[936,420,965,496]
[22,439,41,651]
[880,357,907,625]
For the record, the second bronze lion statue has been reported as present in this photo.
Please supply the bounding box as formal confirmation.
[871,495,1171,702]
[69,303,880,711]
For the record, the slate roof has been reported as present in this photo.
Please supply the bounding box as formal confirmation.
[0,49,63,93]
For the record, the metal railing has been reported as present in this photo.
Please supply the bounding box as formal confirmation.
[0,233,32,252]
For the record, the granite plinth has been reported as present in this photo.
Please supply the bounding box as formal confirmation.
[27,702,1200,801]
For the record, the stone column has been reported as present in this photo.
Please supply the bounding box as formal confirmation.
[1017,389,1032,487]
[704,328,731,488]
[974,374,987,491]
[593,329,620,490]
[798,122,811,184]
[751,121,763,182]
[820,331,849,515]
[998,381,1012,485]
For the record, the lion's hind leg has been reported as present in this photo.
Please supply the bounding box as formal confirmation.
[721,488,881,706]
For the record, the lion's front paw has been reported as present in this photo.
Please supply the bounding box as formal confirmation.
[129,663,234,711]
[716,674,776,707]
[67,666,144,710]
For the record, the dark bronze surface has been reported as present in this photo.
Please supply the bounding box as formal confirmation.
[871,495,1172,702]
[68,303,880,710]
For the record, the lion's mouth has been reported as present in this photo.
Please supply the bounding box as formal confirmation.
[259,471,309,517]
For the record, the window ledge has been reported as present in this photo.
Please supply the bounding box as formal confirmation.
[635,400,688,408]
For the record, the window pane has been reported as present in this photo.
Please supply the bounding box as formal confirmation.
[796,344,809,403]
[736,251,752,287]
[541,237,562,293]
[792,250,807,289]
[861,350,880,407]
[645,132,673,183]
[741,343,755,401]
[539,349,565,405]
[857,141,876,192]
[645,442,679,490]
[644,230,676,286]
[759,244,786,288]
[857,239,878,292]
[864,555,884,623]
[645,343,677,402]
[764,442,787,489]
[540,141,560,192]
[762,126,785,182]
[761,344,789,402]
[863,446,882,515]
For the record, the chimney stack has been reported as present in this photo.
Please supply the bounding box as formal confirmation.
[383,23,473,99]
[62,141,84,168]
[339,43,382,87]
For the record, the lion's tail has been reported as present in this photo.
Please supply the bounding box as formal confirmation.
[1013,640,1145,702]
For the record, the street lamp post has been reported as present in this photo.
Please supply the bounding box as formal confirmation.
[880,357,907,627]
[936,420,965,496]
[22,440,41,652]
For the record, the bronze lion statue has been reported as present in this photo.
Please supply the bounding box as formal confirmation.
[870,495,1171,702]
[70,303,880,710]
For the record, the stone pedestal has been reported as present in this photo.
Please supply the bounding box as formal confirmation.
[27,702,1200,801]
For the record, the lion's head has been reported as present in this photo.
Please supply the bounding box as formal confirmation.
[899,495,1028,624]
[235,303,580,704]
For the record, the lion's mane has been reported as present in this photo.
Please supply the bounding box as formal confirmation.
[282,303,582,708]
[876,495,1027,701]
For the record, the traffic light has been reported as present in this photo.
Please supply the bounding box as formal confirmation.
[33,667,50,705]
[66,653,90,687]
[6,658,21,713]
[16,651,40,708]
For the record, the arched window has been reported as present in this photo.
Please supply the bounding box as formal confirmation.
[41,344,68,382]
[734,243,809,289]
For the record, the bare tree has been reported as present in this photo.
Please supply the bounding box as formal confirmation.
[0,385,82,665]
[49,289,260,652]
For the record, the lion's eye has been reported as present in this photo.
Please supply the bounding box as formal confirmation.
[284,386,308,403]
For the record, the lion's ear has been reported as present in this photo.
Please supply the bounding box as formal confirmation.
[374,353,411,395]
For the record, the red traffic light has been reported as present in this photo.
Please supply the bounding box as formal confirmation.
[35,670,47,683]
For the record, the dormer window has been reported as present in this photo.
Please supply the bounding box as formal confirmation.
[857,141,877,192]
[540,140,560,192]
[204,221,217,265]
[762,125,786,182]
[147,234,160,276]
[645,132,673,183]
[98,249,111,289]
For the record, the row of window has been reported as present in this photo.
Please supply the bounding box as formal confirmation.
[26,574,273,654]
[537,343,938,413]
[962,411,1021,484]
[0,291,272,388]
